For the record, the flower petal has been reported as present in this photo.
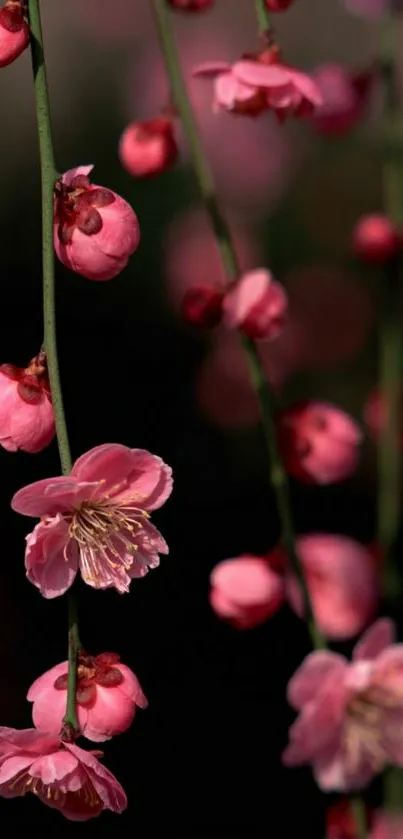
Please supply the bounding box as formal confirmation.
[353,618,396,662]
[287,651,347,710]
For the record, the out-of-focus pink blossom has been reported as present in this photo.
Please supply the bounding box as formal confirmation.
[0,727,126,819]
[0,1,29,68]
[181,285,224,328]
[312,63,373,136]
[0,353,55,454]
[283,618,403,790]
[168,0,214,9]
[370,813,403,839]
[53,165,140,280]
[194,47,322,120]
[209,554,285,629]
[281,533,379,640]
[344,0,388,19]
[352,214,400,264]
[28,652,148,743]
[277,401,362,484]
[222,269,288,340]
[265,0,295,9]
[119,117,178,178]
[11,443,172,598]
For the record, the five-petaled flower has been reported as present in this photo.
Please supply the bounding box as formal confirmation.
[11,443,172,598]
[0,727,127,820]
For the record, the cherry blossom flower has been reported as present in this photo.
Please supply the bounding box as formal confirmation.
[0,0,29,68]
[11,443,172,598]
[0,353,55,453]
[209,555,285,629]
[193,47,322,120]
[119,117,178,178]
[28,652,148,743]
[283,618,403,790]
[276,401,362,484]
[0,727,126,819]
[53,166,140,280]
[222,268,288,340]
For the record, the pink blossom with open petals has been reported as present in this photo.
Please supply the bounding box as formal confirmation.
[0,727,126,820]
[53,165,140,280]
[0,1,29,68]
[283,618,403,790]
[209,555,285,629]
[11,443,172,598]
[194,49,322,120]
[28,652,148,743]
[282,534,379,640]
[223,269,288,341]
[312,63,373,136]
[277,401,362,484]
[0,354,55,454]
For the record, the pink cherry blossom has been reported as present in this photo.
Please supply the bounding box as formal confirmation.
[352,214,400,264]
[0,727,126,819]
[222,268,288,340]
[194,48,322,120]
[209,555,285,629]
[53,165,140,280]
[283,618,403,790]
[282,534,379,640]
[276,401,362,484]
[0,1,29,68]
[312,63,373,136]
[119,117,178,178]
[0,354,55,454]
[28,652,148,742]
[11,443,172,597]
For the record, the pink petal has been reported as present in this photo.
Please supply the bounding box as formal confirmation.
[61,165,94,187]
[353,618,396,661]
[0,755,35,784]
[25,515,79,599]
[223,269,271,327]
[215,73,257,109]
[287,69,323,106]
[210,555,283,606]
[192,61,232,77]
[233,60,292,88]
[0,727,60,755]
[31,688,69,736]
[64,743,127,813]
[27,661,68,701]
[29,750,78,783]
[11,477,98,517]
[115,664,148,708]
[287,651,347,710]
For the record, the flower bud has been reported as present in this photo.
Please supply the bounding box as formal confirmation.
[352,214,400,264]
[0,1,29,68]
[0,352,54,453]
[119,117,178,178]
[168,0,214,10]
[181,285,224,327]
[222,268,288,340]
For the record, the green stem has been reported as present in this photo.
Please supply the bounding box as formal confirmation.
[350,795,367,839]
[254,0,270,34]
[152,0,324,651]
[27,0,79,735]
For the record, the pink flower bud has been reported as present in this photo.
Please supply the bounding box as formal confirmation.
[0,1,29,68]
[264,0,295,10]
[53,165,140,280]
[0,353,55,453]
[28,652,148,742]
[181,285,224,328]
[222,268,288,340]
[119,117,178,178]
[352,214,400,264]
[277,400,362,484]
[312,63,373,137]
[168,0,214,10]
[209,555,285,629]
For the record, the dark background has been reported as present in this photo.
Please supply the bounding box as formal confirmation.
[0,1,393,835]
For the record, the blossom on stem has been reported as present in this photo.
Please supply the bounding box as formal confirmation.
[283,618,403,790]
[0,0,29,68]
[28,652,148,743]
[193,46,322,120]
[209,555,285,629]
[276,401,362,484]
[352,214,400,264]
[11,443,172,598]
[119,117,178,178]
[222,268,288,340]
[282,533,379,640]
[311,63,373,136]
[0,353,55,453]
[0,727,126,820]
[53,166,140,280]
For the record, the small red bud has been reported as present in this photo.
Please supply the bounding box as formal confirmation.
[181,285,224,328]
[119,118,178,178]
[167,0,214,11]
[352,214,400,264]
[264,0,295,10]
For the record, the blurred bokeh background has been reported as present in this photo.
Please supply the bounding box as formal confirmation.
[0,0,393,834]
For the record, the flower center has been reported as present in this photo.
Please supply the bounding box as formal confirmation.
[66,498,149,586]
[54,174,115,244]
[344,685,399,773]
